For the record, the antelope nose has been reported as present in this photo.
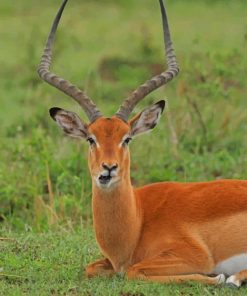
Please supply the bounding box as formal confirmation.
[102,163,118,172]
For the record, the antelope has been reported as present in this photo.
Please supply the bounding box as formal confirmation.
[38,0,247,287]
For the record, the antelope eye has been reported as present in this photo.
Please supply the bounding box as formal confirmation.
[87,137,96,146]
[123,137,132,146]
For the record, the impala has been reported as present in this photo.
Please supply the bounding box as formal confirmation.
[38,0,247,287]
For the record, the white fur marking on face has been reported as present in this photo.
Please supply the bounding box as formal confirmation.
[213,254,247,275]
[101,170,109,177]
[93,135,100,148]
[89,134,100,148]
[119,135,131,148]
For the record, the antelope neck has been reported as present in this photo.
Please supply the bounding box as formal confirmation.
[92,180,137,217]
[92,180,142,271]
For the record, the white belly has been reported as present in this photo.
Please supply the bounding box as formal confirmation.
[213,254,247,275]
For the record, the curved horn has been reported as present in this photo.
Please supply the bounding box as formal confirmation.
[115,0,179,122]
[37,0,102,122]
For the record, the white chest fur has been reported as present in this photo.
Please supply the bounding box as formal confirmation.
[213,254,247,275]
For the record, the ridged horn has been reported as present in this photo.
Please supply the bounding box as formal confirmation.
[37,0,102,122]
[115,0,179,122]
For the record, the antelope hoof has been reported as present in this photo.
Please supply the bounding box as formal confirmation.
[215,273,226,285]
[226,275,241,288]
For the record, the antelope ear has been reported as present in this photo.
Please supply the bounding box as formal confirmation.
[129,100,165,137]
[49,107,88,139]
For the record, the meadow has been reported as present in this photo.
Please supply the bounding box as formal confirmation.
[0,0,246,294]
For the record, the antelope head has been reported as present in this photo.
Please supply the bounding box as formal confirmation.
[38,0,179,190]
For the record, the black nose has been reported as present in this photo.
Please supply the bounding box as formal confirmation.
[102,163,118,172]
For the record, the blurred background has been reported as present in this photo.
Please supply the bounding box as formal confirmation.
[0,0,246,231]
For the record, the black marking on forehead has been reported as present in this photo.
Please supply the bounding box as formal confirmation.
[106,118,111,121]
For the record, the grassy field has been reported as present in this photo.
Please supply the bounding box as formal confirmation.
[1,230,247,296]
[0,0,247,294]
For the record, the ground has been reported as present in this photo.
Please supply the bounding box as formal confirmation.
[1,230,247,296]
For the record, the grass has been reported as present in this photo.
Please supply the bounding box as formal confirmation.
[1,230,247,296]
[0,0,247,294]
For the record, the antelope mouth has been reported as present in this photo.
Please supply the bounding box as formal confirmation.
[98,174,112,185]
[96,174,120,189]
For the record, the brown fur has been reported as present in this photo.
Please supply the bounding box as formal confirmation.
[40,0,247,286]
[85,117,247,286]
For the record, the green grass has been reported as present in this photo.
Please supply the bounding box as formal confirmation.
[1,230,247,296]
[0,0,247,294]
